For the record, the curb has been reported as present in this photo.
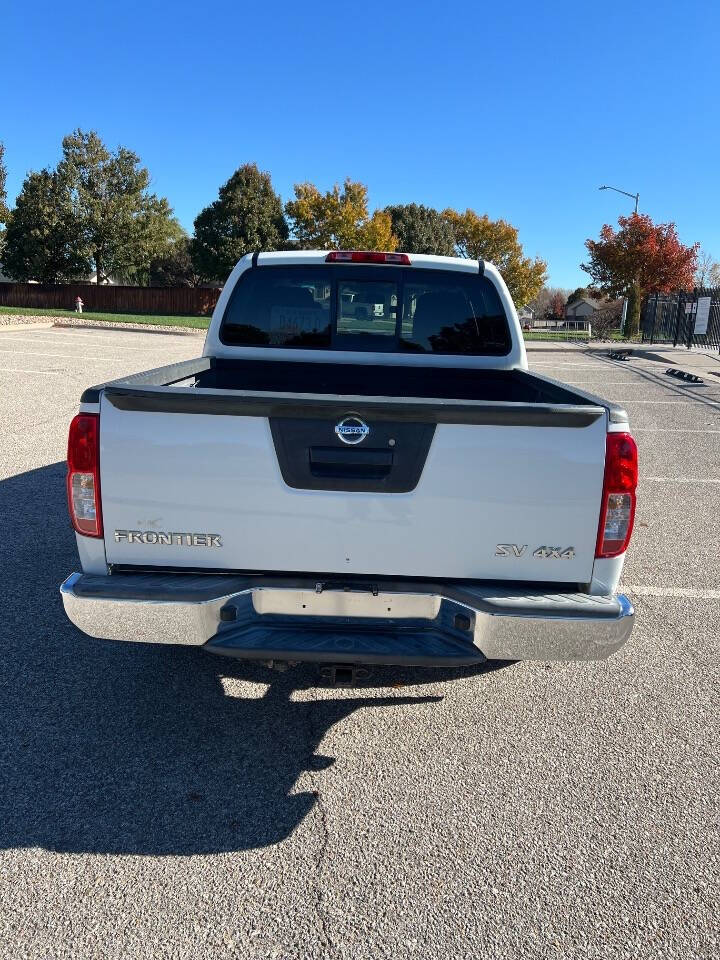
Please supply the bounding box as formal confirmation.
[52,320,206,337]
[0,320,54,332]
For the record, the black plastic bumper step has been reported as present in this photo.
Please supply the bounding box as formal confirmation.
[204,622,485,667]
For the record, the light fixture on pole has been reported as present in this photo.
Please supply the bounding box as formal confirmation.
[599,185,639,214]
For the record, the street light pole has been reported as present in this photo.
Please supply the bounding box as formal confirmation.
[598,184,641,338]
[599,184,639,214]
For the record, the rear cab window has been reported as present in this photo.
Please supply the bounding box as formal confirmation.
[220,265,511,355]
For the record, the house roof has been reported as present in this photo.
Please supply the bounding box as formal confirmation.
[568,297,602,309]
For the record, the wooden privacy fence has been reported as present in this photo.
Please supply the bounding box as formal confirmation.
[0,283,222,317]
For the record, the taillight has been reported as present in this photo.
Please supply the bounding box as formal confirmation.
[595,432,638,558]
[67,413,103,538]
[325,251,411,265]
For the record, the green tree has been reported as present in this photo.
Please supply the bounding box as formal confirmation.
[285,179,396,251]
[566,286,588,305]
[443,209,547,307]
[2,169,89,282]
[0,142,8,226]
[191,164,288,281]
[59,129,177,284]
[0,142,8,261]
[383,203,456,256]
[149,233,202,287]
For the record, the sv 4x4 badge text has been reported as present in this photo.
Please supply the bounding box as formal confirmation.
[495,544,576,559]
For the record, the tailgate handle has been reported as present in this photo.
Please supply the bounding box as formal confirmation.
[309,446,393,479]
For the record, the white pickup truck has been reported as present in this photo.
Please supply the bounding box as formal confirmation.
[61,250,637,682]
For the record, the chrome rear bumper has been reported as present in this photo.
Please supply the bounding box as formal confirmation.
[60,572,634,663]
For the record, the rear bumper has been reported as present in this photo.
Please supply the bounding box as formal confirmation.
[60,572,634,664]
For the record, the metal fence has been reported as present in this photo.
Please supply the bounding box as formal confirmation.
[526,319,591,340]
[642,288,720,350]
[0,282,221,317]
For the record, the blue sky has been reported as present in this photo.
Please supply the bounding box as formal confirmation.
[3,0,718,288]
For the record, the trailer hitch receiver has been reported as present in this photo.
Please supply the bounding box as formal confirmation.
[319,664,371,687]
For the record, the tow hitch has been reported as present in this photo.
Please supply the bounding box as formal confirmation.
[319,664,371,687]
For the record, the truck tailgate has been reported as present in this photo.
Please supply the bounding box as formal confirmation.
[99,388,607,583]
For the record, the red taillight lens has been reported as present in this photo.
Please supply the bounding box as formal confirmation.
[595,432,638,558]
[67,413,103,538]
[325,251,411,265]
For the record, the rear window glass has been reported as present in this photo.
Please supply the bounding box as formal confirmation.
[220,265,510,355]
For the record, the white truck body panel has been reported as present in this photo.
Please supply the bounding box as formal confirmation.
[99,398,606,583]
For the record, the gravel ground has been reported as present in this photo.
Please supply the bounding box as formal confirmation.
[53,318,206,335]
[0,328,718,959]
[0,313,57,326]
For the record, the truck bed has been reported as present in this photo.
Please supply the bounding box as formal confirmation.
[83,356,626,585]
[83,356,627,426]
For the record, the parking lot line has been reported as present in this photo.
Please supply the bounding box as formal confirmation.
[643,476,720,483]
[1,367,63,375]
[633,428,720,434]
[562,380,651,385]
[615,399,720,406]
[0,349,130,362]
[0,334,191,349]
[0,328,202,342]
[623,585,720,599]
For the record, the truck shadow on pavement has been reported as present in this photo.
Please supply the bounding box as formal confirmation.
[0,462,508,855]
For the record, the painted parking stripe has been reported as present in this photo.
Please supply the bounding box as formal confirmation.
[568,381,715,387]
[633,428,720,434]
[0,335,186,349]
[623,585,720,600]
[0,335,197,352]
[1,367,63,374]
[0,350,130,362]
[0,328,198,342]
[562,380,653,385]
[642,476,720,483]
[613,399,720,406]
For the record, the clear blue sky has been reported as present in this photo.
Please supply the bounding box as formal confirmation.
[3,0,718,288]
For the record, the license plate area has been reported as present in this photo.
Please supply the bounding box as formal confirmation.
[251,588,441,620]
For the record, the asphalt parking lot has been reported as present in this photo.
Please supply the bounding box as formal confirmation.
[1,324,718,959]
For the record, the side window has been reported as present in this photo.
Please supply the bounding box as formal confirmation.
[402,283,479,351]
[222,271,331,347]
[401,277,509,354]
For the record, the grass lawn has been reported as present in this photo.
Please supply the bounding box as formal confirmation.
[0,304,210,329]
[610,331,641,342]
[523,329,641,343]
[523,330,590,341]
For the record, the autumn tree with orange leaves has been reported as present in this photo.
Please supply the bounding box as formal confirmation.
[582,213,698,338]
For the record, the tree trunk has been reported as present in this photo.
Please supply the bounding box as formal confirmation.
[626,281,642,339]
[95,252,102,284]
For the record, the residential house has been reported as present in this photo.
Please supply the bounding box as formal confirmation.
[517,305,534,326]
[565,297,601,320]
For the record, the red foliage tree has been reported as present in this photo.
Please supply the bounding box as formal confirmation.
[581,213,698,337]
[548,292,566,320]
